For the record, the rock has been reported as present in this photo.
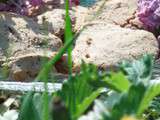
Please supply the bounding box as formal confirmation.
[37,9,75,38]
[0,12,62,58]
[0,12,62,81]
[73,0,105,31]
[72,22,158,70]
[73,6,90,31]
[88,0,143,29]
[7,51,56,81]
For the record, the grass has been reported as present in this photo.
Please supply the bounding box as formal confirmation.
[18,0,75,119]
[65,0,73,75]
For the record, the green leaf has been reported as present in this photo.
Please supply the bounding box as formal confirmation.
[137,81,160,116]
[56,63,103,119]
[42,90,50,120]
[99,81,160,120]
[18,92,41,120]
[76,88,103,117]
[89,72,131,92]
[36,34,74,81]
[103,72,131,92]
[102,83,146,120]
[120,54,154,85]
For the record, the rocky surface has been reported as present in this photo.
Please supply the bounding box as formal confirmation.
[37,9,75,38]
[73,6,90,31]
[0,12,62,81]
[7,51,56,81]
[0,12,62,58]
[87,0,143,29]
[72,22,158,70]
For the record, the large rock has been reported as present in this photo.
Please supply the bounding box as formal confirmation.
[0,12,62,58]
[0,12,62,81]
[7,51,56,81]
[6,51,68,81]
[73,6,90,31]
[37,9,75,38]
[88,0,143,29]
[72,22,158,70]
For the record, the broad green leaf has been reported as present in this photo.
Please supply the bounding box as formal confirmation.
[89,72,131,92]
[101,83,146,120]
[99,81,160,120]
[120,54,153,85]
[137,81,160,116]
[103,72,131,92]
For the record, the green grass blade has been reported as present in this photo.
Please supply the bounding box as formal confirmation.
[75,88,103,119]
[65,0,73,75]
[36,33,75,81]
[56,63,103,119]
[19,27,75,120]
[42,84,50,120]
[18,92,41,120]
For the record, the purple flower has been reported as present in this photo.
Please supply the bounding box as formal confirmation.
[137,0,160,31]
[0,0,43,16]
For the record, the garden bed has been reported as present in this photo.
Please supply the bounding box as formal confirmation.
[0,0,160,120]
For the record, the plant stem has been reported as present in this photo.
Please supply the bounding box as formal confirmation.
[65,0,73,75]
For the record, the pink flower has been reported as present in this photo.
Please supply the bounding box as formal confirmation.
[0,0,43,16]
[137,0,160,31]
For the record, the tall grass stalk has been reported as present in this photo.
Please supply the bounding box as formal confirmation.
[42,85,49,120]
[19,0,75,119]
[19,30,75,120]
[65,0,73,75]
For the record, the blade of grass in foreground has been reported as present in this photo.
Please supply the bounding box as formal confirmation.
[19,1,74,119]
[65,0,73,75]
[18,32,75,120]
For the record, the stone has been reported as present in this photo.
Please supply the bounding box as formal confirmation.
[0,12,62,58]
[88,0,143,29]
[73,6,90,31]
[72,22,158,70]
[0,12,62,81]
[37,9,75,38]
[7,51,56,81]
